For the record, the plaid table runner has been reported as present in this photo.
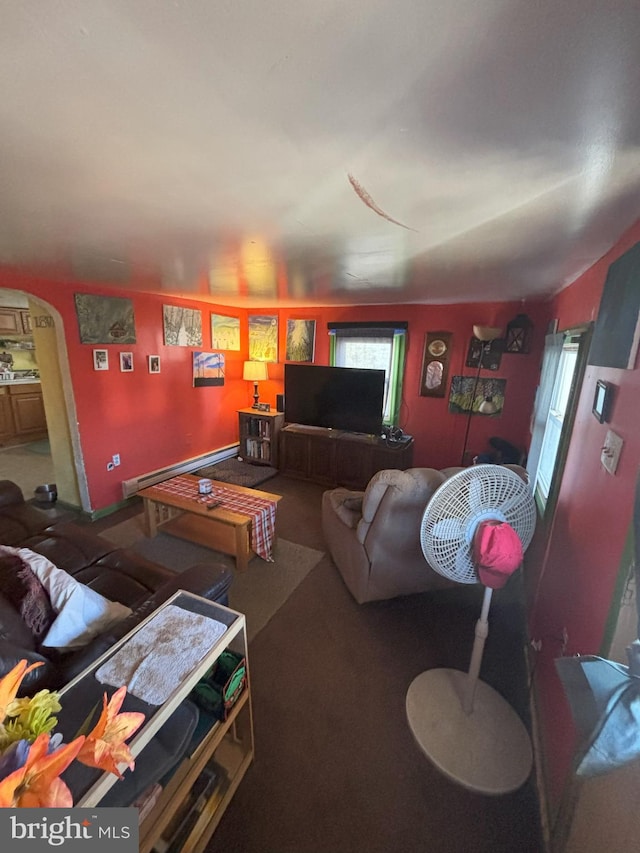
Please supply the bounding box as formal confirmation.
[150,476,277,561]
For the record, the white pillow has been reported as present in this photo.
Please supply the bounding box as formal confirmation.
[7,546,132,651]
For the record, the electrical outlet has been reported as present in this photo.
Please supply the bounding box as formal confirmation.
[112,454,121,466]
[106,461,115,471]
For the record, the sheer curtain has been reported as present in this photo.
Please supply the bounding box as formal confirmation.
[526,332,564,489]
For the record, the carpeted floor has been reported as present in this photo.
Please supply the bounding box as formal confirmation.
[201,475,543,853]
[97,473,543,852]
[196,457,279,488]
[102,516,324,642]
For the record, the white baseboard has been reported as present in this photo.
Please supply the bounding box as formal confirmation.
[121,443,239,498]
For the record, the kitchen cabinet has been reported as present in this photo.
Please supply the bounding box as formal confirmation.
[0,307,31,335]
[0,383,47,443]
[0,390,14,440]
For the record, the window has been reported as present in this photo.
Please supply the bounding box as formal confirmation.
[527,327,591,514]
[328,322,407,426]
[535,342,578,502]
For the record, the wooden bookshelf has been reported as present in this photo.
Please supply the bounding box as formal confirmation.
[238,408,284,467]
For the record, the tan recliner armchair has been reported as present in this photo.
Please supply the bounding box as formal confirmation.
[321,467,460,604]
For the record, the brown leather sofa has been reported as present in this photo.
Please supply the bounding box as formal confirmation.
[322,465,529,604]
[0,480,233,694]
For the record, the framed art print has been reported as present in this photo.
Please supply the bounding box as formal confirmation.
[211,313,241,350]
[120,352,134,372]
[286,319,316,362]
[148,355,161,374]
[93,349,109,371]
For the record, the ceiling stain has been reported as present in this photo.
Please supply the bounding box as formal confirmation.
[347,174,418,233]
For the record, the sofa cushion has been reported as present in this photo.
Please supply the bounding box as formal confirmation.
[8,547,132,651]
[21,522,114,578]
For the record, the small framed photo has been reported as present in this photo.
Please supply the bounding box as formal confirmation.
[93,349,109,371]
[120,352,134,372]
[592,379,613,423]
[148,355,161,374]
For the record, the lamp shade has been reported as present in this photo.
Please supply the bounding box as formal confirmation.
[473,325,503,342]
[243,361,268,381]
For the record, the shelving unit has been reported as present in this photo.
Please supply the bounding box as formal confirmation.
[238,407,284,467]
[58,591,253,853]
[140,690,253,853]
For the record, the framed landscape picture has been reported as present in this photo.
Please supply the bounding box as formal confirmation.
[211,313,240,350]
[286,319,316,362]
[163,305,203,346]
[193,351,225,387]
[248,315,278,362]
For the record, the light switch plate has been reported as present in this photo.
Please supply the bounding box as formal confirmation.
[601,429,623,475]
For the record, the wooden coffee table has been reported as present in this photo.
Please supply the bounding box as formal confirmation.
[138,474,281,572]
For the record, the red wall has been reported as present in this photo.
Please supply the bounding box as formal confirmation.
[1,268,545,512]
[310,301,548,469]
[527,220,640,814]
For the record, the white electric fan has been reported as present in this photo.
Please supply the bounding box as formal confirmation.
[405,464,536,795]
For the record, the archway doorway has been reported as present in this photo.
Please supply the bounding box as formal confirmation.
[0,288,88,510]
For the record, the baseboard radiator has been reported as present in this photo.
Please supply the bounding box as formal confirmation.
[121,443,239,499]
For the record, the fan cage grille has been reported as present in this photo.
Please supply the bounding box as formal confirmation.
[420,465,536,583]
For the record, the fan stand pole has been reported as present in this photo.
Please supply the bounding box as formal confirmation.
[460,350,484,465]
[462,586,492,714]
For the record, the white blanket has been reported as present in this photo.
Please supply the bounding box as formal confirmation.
[95,604,227,705]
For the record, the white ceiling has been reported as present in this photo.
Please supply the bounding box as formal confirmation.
[1,1,639,306]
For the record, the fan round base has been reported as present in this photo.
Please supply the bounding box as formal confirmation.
[406,668,532,795]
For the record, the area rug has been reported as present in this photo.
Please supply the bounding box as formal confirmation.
[102,516,324,643]
[195,457,278,488]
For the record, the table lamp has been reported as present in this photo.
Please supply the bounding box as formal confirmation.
[243,361,268,408]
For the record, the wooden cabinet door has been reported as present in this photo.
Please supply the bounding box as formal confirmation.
[280,431,310,478]
[0,308,22,334]
[20,311,32,333]
[0,392,14,440]
[307,436,336,485]
[336,439,373,489]
[11,391,46,436]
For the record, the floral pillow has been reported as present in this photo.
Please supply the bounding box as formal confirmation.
[0,547,56,643]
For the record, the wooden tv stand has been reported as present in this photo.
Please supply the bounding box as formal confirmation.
[279,424,414,490]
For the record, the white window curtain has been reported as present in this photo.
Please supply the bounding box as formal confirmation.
[526,332,564,489]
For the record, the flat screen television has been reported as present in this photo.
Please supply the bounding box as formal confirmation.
[284,363,385,435]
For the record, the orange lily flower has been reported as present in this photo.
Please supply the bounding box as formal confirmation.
[0,660,43,719]
[0,732,84,807]
[77,686,144,778]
